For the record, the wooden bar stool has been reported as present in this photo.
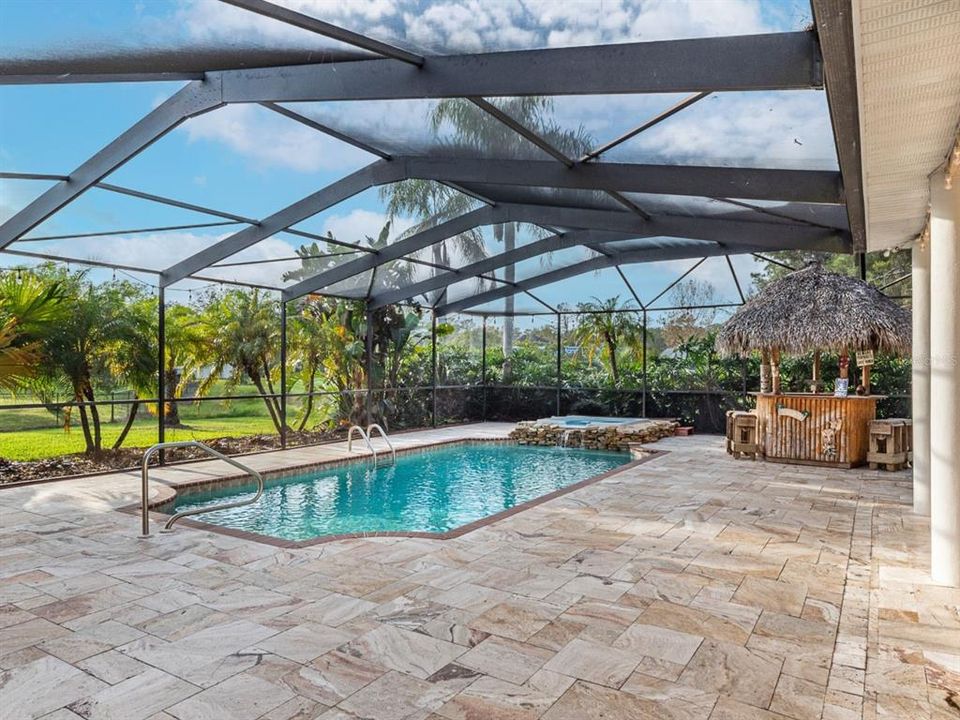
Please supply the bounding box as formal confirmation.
[867,418,912,471]
[727,411,759,460]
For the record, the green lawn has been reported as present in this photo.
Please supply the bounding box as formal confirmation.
[0,382,344,462]
[0,415,279,461]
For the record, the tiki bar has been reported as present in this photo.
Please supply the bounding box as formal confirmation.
[717,263,912,468]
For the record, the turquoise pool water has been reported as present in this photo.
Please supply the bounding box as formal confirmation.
[540,415,644,428]
[168,443,630,541]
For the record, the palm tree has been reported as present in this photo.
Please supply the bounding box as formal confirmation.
[381,97,593,380]
[102,294,157,449]
[199,289,285,433]
[158,302,214,428]
[0,270,66,393]
[572,296,643,385]
[283,222,423,429]
[0,320,41,392]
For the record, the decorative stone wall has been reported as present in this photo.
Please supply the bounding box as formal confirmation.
[510,419,679,451]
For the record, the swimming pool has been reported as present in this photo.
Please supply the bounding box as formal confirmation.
[164,442,632,543]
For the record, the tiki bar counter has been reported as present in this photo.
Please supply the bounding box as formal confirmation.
[717,263,911,468]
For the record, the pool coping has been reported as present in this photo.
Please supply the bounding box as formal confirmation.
[119,439,665,549]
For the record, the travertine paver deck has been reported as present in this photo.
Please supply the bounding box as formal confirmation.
[0,424,957,719]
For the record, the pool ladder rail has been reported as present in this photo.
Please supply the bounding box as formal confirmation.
[347,424,396,466]
[139,440,264,538]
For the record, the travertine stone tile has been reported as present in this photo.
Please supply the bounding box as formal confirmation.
[136,605,232,642]
[457,636,552,684]
[437,669,574,720]
[252,623,354,664]
[0,617,70,654]
[0,654,107,720]
[0,428,946,720]
[118,620,278,688]
[339,624,465,679]
[468,599,562,642]
[433,583,511,611]
[416,609,490,648]
[525,618,585,651]
[76,650,153,685]
[732,577,808,617]
[335,670,457,720]
[769,674,826,720]
[620,672,719,720]
[638,600,751,646]
[544,638,639,689]
[678,640,781,709]
[283,650,385,706]
[613,622,703,665]
[165,672,292,720]
[541,679,663,720]
[283,593,376,628]
[709,696,793,719]
[67,668,199,720]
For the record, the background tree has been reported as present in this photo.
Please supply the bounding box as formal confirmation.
[198,289,285,433]
[660,279,718,349]
[102,294,157,448]
[572,296,642,385]
[750,249,911,295]
[0,270,66,393]
[382,97,594,381]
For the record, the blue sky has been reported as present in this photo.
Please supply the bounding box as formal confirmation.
[0,0,834,312]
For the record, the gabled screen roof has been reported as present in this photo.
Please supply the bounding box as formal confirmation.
[0,0,861,315]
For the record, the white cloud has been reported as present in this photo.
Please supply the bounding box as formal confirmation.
[176,0,789,55]
[321,208,413,243]
[181,104,375,173]
[628,91,837,169]
[166,1,824,173]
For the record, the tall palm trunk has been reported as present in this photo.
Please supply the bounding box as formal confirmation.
[297,355,319,432]
[112,398,140,449]
[82,380,102,451]
[502,222,516,383]
[74,383,95,453]
[605,335,619,384]
[248,368,283,433]
[163,365,182,427]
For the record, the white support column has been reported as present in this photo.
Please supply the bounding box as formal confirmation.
[912,238,931,516]
[929,173,959,587]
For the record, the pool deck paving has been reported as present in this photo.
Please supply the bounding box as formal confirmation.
[0,423,957,719]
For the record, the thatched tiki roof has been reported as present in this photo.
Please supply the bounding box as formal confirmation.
[716,262,911,357]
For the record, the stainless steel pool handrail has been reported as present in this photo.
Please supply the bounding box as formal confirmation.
[347,425,377,466]
[140,441,264,537]
[366,423,396,464]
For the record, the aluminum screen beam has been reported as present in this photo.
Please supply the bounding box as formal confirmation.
[371,211,847,309]
[580,92,712,162]
[259,102,392,159]
[282,205,503,301]
[221,0,423,65]
[370,229,635,309]
[811,0,867,252]
[161,160,399,286]
[436,243,776,316]
[396,157,842,204]
[505,204,849,251]
[0,80,223,249]
[289,200,845,302]
[219,31,822,102]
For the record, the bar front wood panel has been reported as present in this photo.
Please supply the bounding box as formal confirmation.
[755,394,877,467]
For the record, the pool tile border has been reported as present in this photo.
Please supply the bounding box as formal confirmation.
[119,440,665,549]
